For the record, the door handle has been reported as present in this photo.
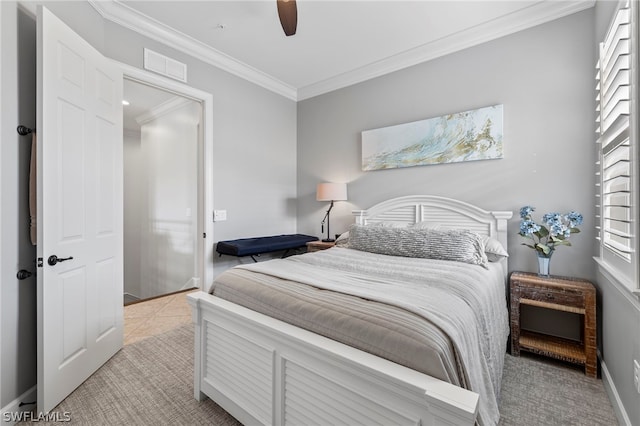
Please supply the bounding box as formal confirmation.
[48,255,74,266]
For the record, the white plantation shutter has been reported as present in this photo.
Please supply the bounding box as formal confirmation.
[603,138,631,256]
[596,0,638,288]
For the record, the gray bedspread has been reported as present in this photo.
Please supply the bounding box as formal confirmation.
[210,247,509,425]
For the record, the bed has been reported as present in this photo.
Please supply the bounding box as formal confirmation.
[187,195,513,425]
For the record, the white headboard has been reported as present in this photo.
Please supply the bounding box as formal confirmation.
[352,195,513,268]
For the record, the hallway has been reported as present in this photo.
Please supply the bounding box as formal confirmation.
[124,290,196,345]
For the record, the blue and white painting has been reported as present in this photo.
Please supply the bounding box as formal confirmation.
[361,105,503,171]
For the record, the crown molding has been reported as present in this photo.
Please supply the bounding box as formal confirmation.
[135,96,196,126]
[89,0,594,102]
[88,0,297,101]
[297,0,595,100]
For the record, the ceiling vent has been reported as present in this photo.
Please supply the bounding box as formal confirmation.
[143,48,187,83]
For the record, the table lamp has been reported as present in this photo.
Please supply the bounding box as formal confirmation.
[316,182,348,242]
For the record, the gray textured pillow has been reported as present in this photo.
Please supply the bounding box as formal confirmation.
[348,224,488,268]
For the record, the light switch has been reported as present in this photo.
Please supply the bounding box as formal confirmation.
[213,210,227,222]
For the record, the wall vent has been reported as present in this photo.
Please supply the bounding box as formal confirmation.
[143,48,187,83]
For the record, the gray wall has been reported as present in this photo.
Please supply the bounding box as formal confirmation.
[592,1,640,424]
[1,0,297,409]
[297,10,596,281]
[1,1,38,410]
[100,17,298,276]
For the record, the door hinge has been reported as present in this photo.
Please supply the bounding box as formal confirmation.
[37,257,43,268]
[203,233,206,238]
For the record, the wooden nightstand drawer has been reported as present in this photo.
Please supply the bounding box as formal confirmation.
[518,286,585,313]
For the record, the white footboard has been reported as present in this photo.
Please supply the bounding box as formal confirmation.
[187,291,478,426]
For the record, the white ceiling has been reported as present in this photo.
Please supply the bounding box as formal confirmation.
[92,0,595,100]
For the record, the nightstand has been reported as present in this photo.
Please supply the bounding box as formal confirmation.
[510,272,597,378]
[306,241,335,252]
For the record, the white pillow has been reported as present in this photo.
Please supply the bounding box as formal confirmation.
[483,236,509,262]
[335,231,349,246]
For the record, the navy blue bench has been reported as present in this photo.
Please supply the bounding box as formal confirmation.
[216,234,319,262]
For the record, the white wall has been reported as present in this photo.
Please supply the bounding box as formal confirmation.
[123,129,142,300]
[138,101,199,299]
[124,101,201,301]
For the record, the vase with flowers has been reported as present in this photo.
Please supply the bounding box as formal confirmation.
[518,206,583,276]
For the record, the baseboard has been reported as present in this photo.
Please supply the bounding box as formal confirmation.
[600,355,631,426]
[1,385,36,426]
[123,292,140,304]
[181,277,200,290]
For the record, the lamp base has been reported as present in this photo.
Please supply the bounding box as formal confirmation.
[322,238,335,243]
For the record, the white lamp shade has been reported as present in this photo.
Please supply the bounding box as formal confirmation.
[316,182,347,201]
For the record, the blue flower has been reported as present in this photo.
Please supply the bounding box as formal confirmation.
[520,219,540,235]
[567,211,583,227]
[518,206,582,256]
[520,206,535,219]
[542,212,562,226]
[549,222,568,237]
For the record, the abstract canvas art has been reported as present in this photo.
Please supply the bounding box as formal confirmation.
[361,104,503,171]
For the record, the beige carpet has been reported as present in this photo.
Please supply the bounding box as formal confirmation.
[21,324,618,425]
[19,325,240,426]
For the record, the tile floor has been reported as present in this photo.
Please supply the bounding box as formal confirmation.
[124,289,198,345]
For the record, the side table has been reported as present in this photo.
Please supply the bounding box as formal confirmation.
[306,240,336,252]
[510,271,597,378]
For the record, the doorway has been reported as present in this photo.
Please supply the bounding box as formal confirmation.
[122,78,202,304]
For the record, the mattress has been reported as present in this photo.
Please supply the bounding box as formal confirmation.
[210,246,509,425]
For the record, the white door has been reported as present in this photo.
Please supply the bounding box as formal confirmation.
[36,6,123,413]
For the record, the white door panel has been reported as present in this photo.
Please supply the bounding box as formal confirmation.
[37,6,123,413]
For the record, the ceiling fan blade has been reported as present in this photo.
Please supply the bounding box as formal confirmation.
[277,0,297,36]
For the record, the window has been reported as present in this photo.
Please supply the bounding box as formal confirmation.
[596,0,638,290]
